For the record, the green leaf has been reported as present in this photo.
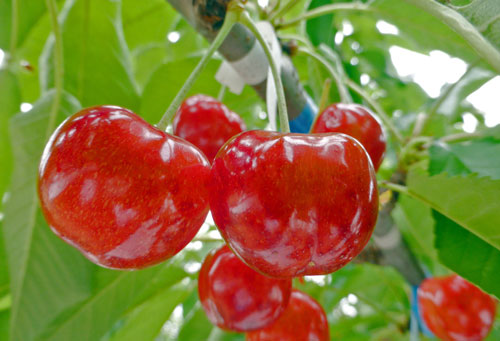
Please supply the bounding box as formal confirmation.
[177,303,214,341]
[0,0,50,51]
[40,0,140,111]
[3,89,89,341]
[108,281,195,341]
[435,67,495,117]
[407,168,500,251]
[392,195,444,275]
[457,0,500,48]
[433,211,500,299]
[371,0,495,65]
[0,219,10,299]
[0,69,21,210]
[39,257,189,341]
[430,139,500,180]
[122,0,175,51]
[139,57,220,124]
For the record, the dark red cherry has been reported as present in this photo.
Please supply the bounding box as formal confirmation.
[198,245,291,332]
[38,105,211,269]
[173,94,246,161]
[246,289,329,341]
[311,103,386,171]
[209,130,378,278]
[418,274,497,341]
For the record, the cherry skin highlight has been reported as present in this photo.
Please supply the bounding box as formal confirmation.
[246,289,329,341]
[198,245,292,332]
[38,105,211,269]
[209,130,379,278]
[311,103,386,171]
[418,274,497,341]
[173,94,246,161]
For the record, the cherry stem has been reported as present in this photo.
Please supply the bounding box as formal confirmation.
[298,47,352,104]
[318,78,332,113]
[157,4,241,131]
[269,0,301,23]
[239,12,290,133]
[276,2,370,29]
[217,85,227,102]
[9,0,18,59]
[45,0,64,139]
[345,79,405,144]
[379,181,410,196]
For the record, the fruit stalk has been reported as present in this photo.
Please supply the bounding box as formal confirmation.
[157,2,241,131]
[239,12,290,133]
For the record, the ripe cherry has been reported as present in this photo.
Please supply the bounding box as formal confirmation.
[38,106,211,269]
[198,245,292,332]
[209,130,378,278]
[418,274,497,341]
[173,94,246,161]
[246,289,329,341]
[311,103,386,171]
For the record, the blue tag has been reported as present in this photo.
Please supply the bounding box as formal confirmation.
[411,285,434,337]
[289,95,317,133]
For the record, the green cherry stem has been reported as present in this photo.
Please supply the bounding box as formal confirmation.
[269,0,301,23]
[9,0,19,59]
[45,0,64,140]
[240,11,290,133]
[346,79,405,144]
[157,4,241,131]
[298,47,352,104]
[318,78,332,113]
[277,2,370,29]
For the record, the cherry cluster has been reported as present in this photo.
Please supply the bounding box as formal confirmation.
[37,95,496,339]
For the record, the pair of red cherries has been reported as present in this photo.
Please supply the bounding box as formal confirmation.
[37,94,382,275]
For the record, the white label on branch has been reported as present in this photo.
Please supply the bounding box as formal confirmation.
[215,33,269,94]
[257,21,281,132]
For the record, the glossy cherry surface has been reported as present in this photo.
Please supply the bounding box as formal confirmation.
[198,245,291,332]
[38,106,211,269]
[418,274,497,341]
[246,289,329,341]
[209,130,378,278]
[173,94,246,161]
[311,103,386,171]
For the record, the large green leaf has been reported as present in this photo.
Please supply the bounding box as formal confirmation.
[435,67,495,118]
[428,139,500,298]
[3,90,89,341]
[457,0,500,48]
[407,168,500,250]
[429,139,500,180]
[109,282,195,341]
[122,0,175,51]
[40,0,140,111]
[433,211,500,299]
[139,57,221,124]
[294,263,409,335]
[392,195,443,275]
[0,69,21,210]
[372,0,485,64]
[0,0,49,51]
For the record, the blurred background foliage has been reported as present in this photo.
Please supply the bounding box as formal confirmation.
[0,0,499,340]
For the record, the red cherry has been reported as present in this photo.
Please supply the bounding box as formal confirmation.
[173,94,246,161]
[418,274,497,341]
[38,105,211,269]
[198,245,292,332]
[209,130,378,278]
[311,103,386,171]
[246,289,329,341]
